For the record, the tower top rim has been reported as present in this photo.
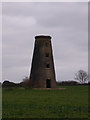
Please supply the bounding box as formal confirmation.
[35,35,51,39]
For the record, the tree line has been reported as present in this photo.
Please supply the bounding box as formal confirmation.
[1,69,89,87]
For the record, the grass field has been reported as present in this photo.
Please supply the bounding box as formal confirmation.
[2,86,89,118]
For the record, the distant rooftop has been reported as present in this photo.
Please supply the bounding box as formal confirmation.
[35,35,51,39]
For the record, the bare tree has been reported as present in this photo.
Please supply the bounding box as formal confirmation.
[75,70,88,84]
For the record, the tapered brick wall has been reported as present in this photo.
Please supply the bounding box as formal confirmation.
[29,35,56,88]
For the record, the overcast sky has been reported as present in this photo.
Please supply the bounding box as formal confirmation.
[2,2,88,83]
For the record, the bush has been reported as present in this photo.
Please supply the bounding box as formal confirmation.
[2,80,22,88]
[57,81,79,86]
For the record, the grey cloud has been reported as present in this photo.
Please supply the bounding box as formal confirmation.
[3,3,88,29]
[2,2,88,83]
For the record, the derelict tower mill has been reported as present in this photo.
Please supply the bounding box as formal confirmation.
[29,35,56,88]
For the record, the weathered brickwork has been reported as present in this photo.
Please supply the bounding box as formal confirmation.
[29,35,56,88]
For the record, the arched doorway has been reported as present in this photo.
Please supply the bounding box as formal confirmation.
[46,79,51,88]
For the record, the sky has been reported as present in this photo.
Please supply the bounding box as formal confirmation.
[2,2,88,83]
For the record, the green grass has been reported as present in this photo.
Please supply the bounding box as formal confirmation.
[2,86,89,118]
[0,87,2,120]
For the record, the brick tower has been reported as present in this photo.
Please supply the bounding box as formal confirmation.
[29,35,56,88]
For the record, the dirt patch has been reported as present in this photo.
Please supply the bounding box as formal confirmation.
[34,88,66,90]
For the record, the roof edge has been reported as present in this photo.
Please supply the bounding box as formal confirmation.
[35,35,51,39]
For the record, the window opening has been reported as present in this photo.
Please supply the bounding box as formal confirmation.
[46,53,49,57]
[46,64,50,68]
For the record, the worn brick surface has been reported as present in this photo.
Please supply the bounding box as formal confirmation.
[29,35,56,88]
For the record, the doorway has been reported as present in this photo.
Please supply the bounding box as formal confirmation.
[46,79,51,88]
